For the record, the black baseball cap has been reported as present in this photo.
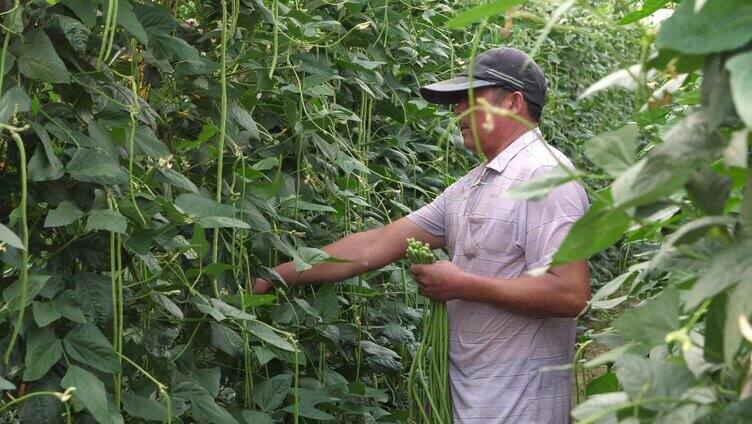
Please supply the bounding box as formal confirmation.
[420,47,547,107]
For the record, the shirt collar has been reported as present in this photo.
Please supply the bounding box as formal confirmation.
[484,127,542,173]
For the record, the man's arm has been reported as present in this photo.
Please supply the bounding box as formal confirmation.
[410,260,590,317]
[253,217,444,293]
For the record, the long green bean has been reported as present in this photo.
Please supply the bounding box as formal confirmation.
[406,238,452,423]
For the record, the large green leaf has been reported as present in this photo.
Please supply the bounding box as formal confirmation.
[551,198,630,265]
[583,124,637,177]
[0,85,31,124]
[0,222,24,250]
[23,327,63,381]
[726,51,752,129]
[445,0,527,28]
[615,354,695,410]
[190,394,239,424]
[503,165,584,201]
[130,126,170,159]
[85,209,127,234]
[19,377,63,424]
[657,0,752,55]
[17,31,70,83]
[253,374,291,412]
[67,148,129,185]
[63,324,120,373]
[44,201,84,228]
[117,0,149,45]
[618,0,670,24]
[724,280,752,365]
[62,0,97,27]
[612,111,721,208]
[613,287,681,347]
[685,239,752,309]
[32,301,62,327]
[62,365,123,424]
[28,122,64,181]
[247,321,295,352]
[73,273,114,327]
[122,392,168,422]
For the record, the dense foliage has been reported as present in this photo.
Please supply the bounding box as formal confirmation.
[7,0,738,422]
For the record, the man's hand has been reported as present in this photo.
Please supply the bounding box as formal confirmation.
[252,278,272,294]
[410,260,466,301]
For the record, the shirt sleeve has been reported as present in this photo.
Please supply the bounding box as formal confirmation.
[406,184,455,238]
[517,166,589,270]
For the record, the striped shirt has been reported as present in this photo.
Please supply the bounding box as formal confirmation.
[407,128,589,423]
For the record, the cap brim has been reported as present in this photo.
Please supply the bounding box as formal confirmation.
[419,76,498,104]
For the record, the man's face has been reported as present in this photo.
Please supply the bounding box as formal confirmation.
[452,87,522,154]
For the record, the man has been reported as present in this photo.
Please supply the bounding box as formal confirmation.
[254,47,590,423]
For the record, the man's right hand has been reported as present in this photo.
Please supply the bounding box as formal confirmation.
[252,278,272,294]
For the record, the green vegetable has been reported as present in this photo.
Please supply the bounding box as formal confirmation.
[406,238,452,423]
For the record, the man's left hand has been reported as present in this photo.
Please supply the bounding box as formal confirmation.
[410,260,466,301]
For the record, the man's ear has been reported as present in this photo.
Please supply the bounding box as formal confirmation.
[510,91,526,116]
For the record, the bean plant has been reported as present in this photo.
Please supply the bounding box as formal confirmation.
[0,0,645,423]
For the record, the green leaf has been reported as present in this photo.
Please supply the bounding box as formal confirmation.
[0,222,24,250]
[52,13,89,53]
[28,122,64,181]
[615,354,695,409]
[151,292,184,320]
[724,279,752,365]
[551,199,630,265]
[73,273,114,327]
[19,378,63,423]
[156,168,199,193]
[54,291,87,323]
[503,165,583,201]
[230,103,260,141]
[32,301,62,327]
[583,124,637,177]
[726,51,752,129]
[293,247,349,272]
[86,209,127,234]
[247,321,295,352]
[685,239,752,309]
[571,392,629,423]
[122,392,168,422]
[198,216,251,229]
[704,292,726,363]
[253,374,291,412]
[23,327,63,381]
[0,85,31,124]
[618,0,670,25]
[613,287,681,347]
[62,0,97,27]
[62,365,123,424]
[67,148,129,185]
[18,31,70,83]
[0,376,15,391]
[117,0,149,45]
[63,324,120,373]
[612,111,720,208]
[585,372,619,397]
[130,126,170,159]
[175,194,237,218]
[209,322,243,356]
[240,410,274,424]
[190,394,239,424]
[45,201,84,228]
[445,0,527,29]
[657,0,752,55]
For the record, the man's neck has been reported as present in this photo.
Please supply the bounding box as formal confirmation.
[483,125,533,161]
